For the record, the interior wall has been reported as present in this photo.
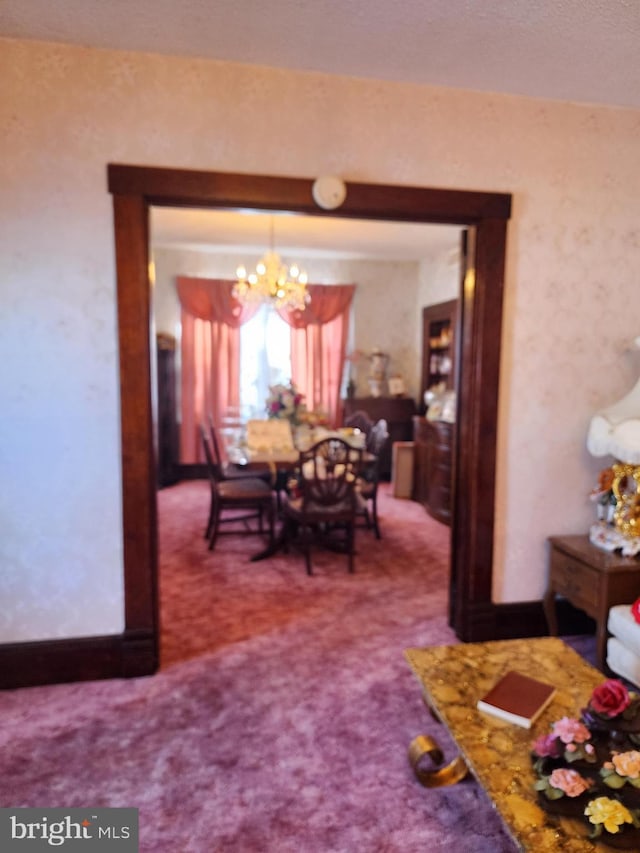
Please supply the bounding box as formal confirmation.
[2,36,640,642]
[417,252,460,307]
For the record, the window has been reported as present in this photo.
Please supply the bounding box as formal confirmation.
[239,305,291,417]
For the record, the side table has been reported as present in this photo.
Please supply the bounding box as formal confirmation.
[544,534,640,671]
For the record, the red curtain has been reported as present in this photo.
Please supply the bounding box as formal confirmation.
[177,277,356,459]
[278,284,355,427]
[176,277,259,463]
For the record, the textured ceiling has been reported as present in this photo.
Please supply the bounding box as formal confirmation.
[4,0,637,258]
[151,208,462,261]
[2,0,640,109]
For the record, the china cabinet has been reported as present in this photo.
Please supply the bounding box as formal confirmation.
[420,299,458,411]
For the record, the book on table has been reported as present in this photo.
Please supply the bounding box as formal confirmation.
[476,670,556,729]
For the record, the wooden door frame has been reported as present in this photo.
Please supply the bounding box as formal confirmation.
[109,164,513,675]
[0,166,521,689]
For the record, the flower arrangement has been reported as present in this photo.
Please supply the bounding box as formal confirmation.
[530,678,640,844]
[588,679,633,717]
[532,717,597,772]
[581,679,640,737]
[585,797,638,838]
[534,766,594,800]
[265,381,306,425]
[601,751,640,790]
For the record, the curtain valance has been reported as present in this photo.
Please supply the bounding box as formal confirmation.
[177,277,355,329]
[176,276,260,328]
[276,284,355,329]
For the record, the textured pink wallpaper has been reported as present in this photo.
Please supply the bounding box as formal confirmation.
[2,36,639,640]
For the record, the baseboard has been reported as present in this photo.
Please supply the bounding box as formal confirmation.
[2,600,593,690]
[174,463,207,481]
[0,630,158,690]
[458,600,595,643]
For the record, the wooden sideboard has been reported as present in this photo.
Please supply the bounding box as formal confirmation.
[342,397,417,480]
[412,416,454,525]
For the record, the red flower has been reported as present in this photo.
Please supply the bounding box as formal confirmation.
[632,598,640,625]
[590,680,631,718]
[531,732,562,758]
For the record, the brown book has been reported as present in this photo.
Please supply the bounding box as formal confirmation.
[476,670,556,729]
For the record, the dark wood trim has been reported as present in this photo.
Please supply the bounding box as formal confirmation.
[0,630,157,690]
[0,165,514,688]
[461,599,597,643]
[112,195,160,640]
[175,463,207,480]
[107,165,512,223]
[104,167,509,648]
[450,220,508,637]
[464,601,548,640]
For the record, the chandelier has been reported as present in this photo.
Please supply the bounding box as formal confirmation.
[232,217,310,311]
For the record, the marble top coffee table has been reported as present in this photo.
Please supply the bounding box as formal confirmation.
[405,637,606,852]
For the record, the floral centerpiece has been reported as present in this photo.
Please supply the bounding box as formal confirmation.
[531,679,640,846]
[265,381,306,426]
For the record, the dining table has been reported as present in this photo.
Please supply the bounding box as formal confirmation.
[221,422,372,561]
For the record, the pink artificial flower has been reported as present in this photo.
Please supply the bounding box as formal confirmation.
[590,680,631,718]
[632,598,640,625]
[531,732,562,758]
[548,768,592,797]
[552,717,592,745]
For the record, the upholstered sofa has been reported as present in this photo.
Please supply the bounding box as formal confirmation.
[607,603,640,688]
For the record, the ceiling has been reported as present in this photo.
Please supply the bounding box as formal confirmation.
[5,0,637,259]
[151,208,462,261]
[2,0,639,109]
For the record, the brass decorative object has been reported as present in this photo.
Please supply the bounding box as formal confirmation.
[408,734,468,787]
[612,462,640,539]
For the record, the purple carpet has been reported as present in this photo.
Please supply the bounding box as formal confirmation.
[0,482,558,851]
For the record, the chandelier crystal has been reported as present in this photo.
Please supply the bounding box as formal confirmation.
[232,217,310,311]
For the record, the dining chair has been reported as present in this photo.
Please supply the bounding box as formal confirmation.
[357,418,389,539]
[343,409,374,441]
[282,437,363,575]
[200,425,275,551]
[207,414,272,485]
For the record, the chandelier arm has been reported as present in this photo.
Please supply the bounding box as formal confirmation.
[233,215,310,311]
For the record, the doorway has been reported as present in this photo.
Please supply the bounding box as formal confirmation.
[109,166,511,676]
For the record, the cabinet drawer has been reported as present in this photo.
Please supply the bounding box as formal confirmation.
[551,556,598,610]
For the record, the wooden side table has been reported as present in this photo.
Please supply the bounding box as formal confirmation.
[544,534,640,671]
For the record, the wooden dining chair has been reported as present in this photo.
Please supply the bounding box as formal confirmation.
[357,418,389,539]
[282,437,363,575]
[343,409,374,442]
[200,425,275,551]
[207,414,272,485]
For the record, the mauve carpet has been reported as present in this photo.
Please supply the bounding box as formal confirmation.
[0,482,595,851]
